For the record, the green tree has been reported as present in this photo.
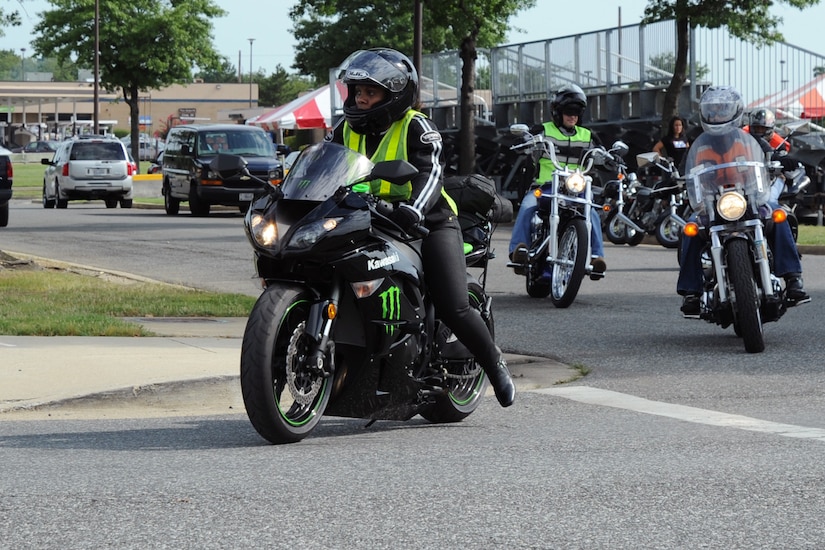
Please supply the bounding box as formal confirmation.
[289,0,535,175]
[0,2,21,37]
[32,0,226,167]
[197,58,241,83]
[642,0,819,132]
[256,65,317,107]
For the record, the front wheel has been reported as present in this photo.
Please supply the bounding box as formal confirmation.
[240,285,332,444]
[420,281,490,423]
[655,212,681,249]
[727,239,765,353]
[550,219,588,308]
[605,210,627,245]
[163,181,180,215]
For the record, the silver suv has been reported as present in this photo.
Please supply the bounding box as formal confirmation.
[41,136,136,209]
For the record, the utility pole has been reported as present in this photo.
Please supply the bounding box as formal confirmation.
[93,0,100,134]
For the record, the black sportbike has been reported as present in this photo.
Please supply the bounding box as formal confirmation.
[210,142,497,444]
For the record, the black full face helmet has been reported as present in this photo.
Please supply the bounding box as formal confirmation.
[550,84,587,127]
[338,48,418,135]
[749,108,776,140]
[699,86,744,135]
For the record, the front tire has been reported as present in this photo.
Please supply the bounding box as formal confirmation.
[163,181,180,215]
[605,210,627,245]
[550,219,588,308]
[655,212,681,249]
[420,281,490,423]
[727,239,765,353]
[240,285,332,444]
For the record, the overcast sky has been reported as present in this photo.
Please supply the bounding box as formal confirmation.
[3,1,824,73]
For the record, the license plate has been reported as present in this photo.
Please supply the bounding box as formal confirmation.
[239,193,254,201]
[88,167,109,176]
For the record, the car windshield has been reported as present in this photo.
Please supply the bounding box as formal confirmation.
[198,130,275,157]
[684,128,770,214]
[279,142,374,201]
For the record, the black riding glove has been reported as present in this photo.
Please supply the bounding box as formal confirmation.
[390,204,424,233]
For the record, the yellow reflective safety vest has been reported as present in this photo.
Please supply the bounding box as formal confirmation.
[537,122,592,183]
[343,110,457,214]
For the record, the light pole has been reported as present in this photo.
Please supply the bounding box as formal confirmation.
[20,48,25,81]
[724,57,735,86]
[248,38,255,108]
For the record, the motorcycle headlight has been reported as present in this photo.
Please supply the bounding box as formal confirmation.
[249,212,278,246]
[287,217,343,250]
[565,172,587,194]
[717,191,747,221]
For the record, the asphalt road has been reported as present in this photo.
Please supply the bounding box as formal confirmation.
[2,198,825,548]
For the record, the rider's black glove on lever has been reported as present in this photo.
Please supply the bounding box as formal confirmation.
[390,203,424,234]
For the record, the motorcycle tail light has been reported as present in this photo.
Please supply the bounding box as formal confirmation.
[717,191,747,221]
[772,208,787,224]
[684,221,700,238]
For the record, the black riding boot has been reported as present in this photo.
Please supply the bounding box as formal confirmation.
[483,348,515,407]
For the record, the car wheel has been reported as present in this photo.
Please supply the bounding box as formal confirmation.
[188,185,210,216]
[163,182,180,215]
[120,198,133,209]
[55,182,68,209]
[104,199,118,208]
[0,203,8,227]
[43,182,55,209]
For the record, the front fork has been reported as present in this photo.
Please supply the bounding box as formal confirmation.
[710,220,776,304]
[303,285,340,378]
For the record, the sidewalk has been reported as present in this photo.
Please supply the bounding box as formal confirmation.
[0,317,577,420]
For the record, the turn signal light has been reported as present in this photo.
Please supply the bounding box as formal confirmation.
[772,209,787,224]
[326,302,337,320]
[533,188,542,198]
[603,204,611,212]
[683,221,700,238]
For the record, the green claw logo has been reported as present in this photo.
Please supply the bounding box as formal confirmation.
[379,285,401,334]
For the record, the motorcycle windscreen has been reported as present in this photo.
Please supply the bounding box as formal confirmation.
[279,142,375,201]
[684,128,770,216]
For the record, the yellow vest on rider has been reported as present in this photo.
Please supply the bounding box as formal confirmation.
[343,110,457,214]
[538,122,592,183]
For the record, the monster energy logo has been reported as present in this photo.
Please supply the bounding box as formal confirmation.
[379,286,401,335]
[298,179,311,188]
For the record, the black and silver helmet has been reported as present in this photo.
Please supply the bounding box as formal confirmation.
[699,86,744,135]
[338,48,418,134]
[749,108,776,140]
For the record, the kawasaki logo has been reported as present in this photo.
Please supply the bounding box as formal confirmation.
[379,286,401,335]
[367,252,399,271]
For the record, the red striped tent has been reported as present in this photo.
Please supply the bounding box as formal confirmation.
[247,85,333,131]
[749,74,825,119]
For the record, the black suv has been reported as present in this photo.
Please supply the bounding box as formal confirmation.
[161,124,283,216]
[0,146,13,227]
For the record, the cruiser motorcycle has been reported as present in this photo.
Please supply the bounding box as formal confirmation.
[506,124,612,308]
[211,142,497,444]
[682,129,796,353]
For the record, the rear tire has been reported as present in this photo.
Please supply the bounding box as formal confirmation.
[56,182,68,209]
[240,285,332,444]
[727,239,765,353]
[163,182,180,215]
[0,203,8,227]
[104,199,118,209]
[420,281,490,423]
[550,219,588,308]
[43,182,55,209]
[120,198,133,209]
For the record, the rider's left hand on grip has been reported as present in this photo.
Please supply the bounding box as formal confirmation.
[390,203,425,235]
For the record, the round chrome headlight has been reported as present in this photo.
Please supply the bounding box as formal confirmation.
[565,172,587,194]
[717,191,747,221]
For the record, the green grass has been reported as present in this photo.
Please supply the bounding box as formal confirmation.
[0,266,255,336]
[798,224,825,246]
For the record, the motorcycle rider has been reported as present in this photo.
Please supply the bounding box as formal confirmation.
[743,108,790,153]
[508,84,606,279]
[677,86,810,316]
[326,48,515,407]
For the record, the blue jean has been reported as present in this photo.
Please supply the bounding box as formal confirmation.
[509,190,605,258]
[676,205,802,295]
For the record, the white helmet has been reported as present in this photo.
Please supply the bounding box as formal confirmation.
[699,86,744,135]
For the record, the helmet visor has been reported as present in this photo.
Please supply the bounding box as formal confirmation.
[337,50,410,93]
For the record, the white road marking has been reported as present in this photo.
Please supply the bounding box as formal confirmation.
[538,386,825,442]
